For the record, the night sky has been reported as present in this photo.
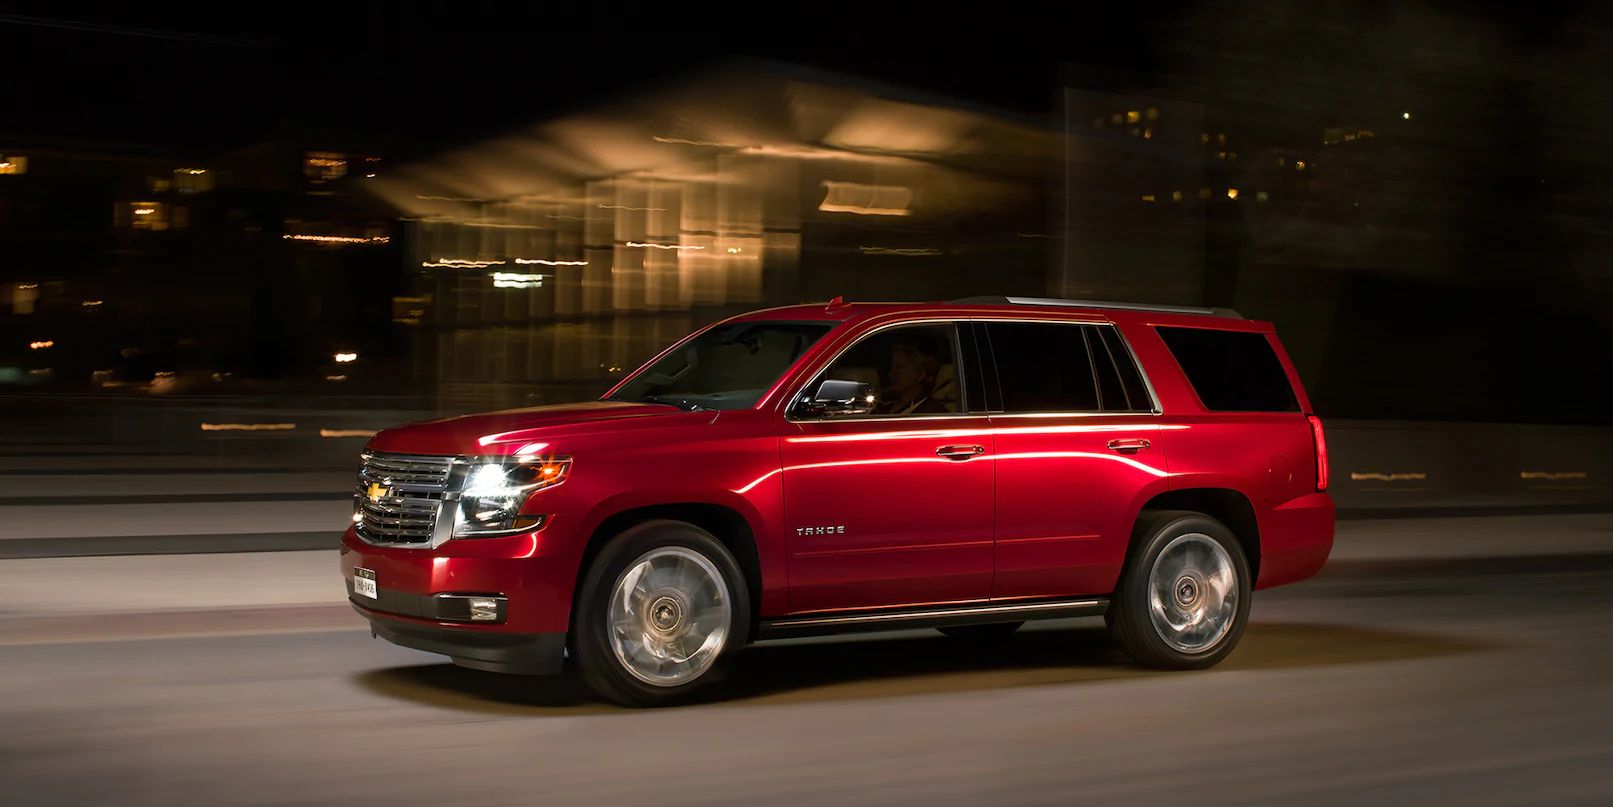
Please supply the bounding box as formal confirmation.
[0,3,1178,157]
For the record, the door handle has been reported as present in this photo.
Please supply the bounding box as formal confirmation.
[936,444,986,460]
[1107,438,1151,454]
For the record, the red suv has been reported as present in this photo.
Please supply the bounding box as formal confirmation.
[342,297,1334,705]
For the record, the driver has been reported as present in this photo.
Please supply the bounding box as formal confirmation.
[874,339,950,416]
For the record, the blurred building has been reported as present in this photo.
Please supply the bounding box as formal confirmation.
[363,64,1062,409]
[0,134,398,391]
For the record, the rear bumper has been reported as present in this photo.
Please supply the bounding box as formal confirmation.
[355,602,566,675]
[1257,492,1336,589]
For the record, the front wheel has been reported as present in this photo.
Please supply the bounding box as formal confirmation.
[572,520,750,707]
[1107,510,1251,669]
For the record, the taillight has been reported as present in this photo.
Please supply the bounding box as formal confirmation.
[1307,414,1329,492]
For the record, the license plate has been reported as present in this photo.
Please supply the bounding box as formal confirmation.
[353,567,378,600]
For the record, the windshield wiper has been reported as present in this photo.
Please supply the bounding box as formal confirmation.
[637,394,711,412]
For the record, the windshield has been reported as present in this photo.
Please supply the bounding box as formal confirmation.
[606,320,836,411]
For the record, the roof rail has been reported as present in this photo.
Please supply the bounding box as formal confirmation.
[950,296,1244,319]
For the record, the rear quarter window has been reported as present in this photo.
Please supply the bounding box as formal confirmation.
[1156,326,1299,412]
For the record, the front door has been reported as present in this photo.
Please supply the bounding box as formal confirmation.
[780,322,995,613]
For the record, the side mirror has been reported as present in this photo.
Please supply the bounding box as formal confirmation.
[799,379,875,418]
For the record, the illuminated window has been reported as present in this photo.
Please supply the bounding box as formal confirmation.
[1216,133,1227,146]
[1145,107,1159,121]
[1110,113,1123,125]
[149,177,171,193]
[128,202,168,231]
[1125,110,1141,124]
[1170,190,1183,202]
[1226,188,1239,200]
[820,181,912,216]
[1143,127,1153,139]
[173,168,214,194]
[1200,133,1210,144]
[0,155,26,175]
[1140,194,1156,203]
[12,282,38,315]
[304,151,348,184]
[1256,191,1270,202]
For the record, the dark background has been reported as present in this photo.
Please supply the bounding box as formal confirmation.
[3,2,1611,423]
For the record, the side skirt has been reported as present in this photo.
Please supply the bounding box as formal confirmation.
[757,597,1109,641]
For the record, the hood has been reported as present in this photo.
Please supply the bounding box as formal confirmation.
[365,400,710,456]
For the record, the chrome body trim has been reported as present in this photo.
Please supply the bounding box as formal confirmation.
[757,597,1109,639]
[951,296,1244,319]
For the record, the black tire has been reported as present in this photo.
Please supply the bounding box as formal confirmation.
[571,520,751,707]
[937,621,1024,641]
[1107,510,1251,670]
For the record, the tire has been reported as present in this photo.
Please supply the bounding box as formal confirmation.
[1107,510,1251,669]
[572,520,751,707]
[937,621,1024,641]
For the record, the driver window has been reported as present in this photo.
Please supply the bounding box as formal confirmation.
[821,324,961,417]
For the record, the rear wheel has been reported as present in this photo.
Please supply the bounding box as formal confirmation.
[1107,510,1250,669]
[937,621,1024,641]
[572,520,750,707]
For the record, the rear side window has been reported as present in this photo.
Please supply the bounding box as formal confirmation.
[984,322,1099,412]
[1156,327,1299,412]
[1098,327,1152,411]
[1087,327,1152,412]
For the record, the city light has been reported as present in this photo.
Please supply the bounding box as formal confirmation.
[320,429,376,438]
[513,258,588,266]
[1348,471,1428,482]
[491,272,545,288]
[81,300,103,307]
[199,422,297,431]
[29,340,54,349]
[422,258,504,267]
[624,242,704,251]
[334,352,358,363]
[1226,188,1240,200]
[282,234,390,244]
[859,246,941,256]
[1402,111,1412,120]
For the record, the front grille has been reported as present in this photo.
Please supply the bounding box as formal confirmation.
[354,452,456,545]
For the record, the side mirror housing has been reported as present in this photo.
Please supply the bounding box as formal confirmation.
[799,379,875,418]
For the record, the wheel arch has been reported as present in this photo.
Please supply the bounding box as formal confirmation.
[1135,487,1262,583]
[574,501,765,641]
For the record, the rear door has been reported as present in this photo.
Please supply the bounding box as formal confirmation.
[982,320,1168,599]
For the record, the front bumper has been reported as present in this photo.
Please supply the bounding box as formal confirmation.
[353,601,567,675]
[340,522,579,673]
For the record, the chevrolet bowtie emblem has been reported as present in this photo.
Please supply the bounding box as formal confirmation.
[366,482,391,503]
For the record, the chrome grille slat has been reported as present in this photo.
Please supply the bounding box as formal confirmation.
[354,452,454,545]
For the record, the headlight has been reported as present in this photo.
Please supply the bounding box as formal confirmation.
[453,456,571,537]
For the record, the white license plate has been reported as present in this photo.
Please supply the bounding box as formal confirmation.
[353,567,378,600]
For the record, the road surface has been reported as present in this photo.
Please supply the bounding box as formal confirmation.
[3,514,1612,805]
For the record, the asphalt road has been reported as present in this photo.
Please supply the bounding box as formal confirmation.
[4,524,1612,806]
